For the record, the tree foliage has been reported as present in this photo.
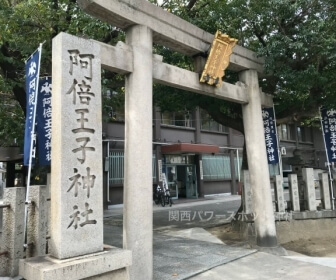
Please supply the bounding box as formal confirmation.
[1,0,336,148]
[0,0,121,146]
[151,0,336,126]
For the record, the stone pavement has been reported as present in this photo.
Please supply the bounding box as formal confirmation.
[153,230,255,280]
[3,194,336,279]
[103,195,336,280]
[189,250,336,280]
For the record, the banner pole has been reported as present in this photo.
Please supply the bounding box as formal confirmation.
[320,108,335,210]
[24,42,44,250]
[272,105,283,178]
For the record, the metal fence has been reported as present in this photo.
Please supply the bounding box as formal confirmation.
[108,151,156,184]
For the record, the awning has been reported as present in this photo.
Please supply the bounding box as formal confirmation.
[161,143,219,155]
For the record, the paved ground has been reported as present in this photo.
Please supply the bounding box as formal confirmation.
[153,231,255,280]
[104,194,336,280]
[2,192,334,279]
[189,251,336,280]
[103,194,241,248]
[105,195,242,232]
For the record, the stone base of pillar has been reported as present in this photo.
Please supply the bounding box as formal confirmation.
[256,234,278,248]
[19,246,131,280]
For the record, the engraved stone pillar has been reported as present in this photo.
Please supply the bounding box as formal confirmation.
[27,185,48,257]
[240,69,277,247]
[49,32,103,259]
[242,170,253,214]
[302,168,316,211]
[319,173,331,210]
[0,187,25,277]
[20,31,132,280]
[124,25,153,280]
[288,174,300,211]
[274,175,285,212]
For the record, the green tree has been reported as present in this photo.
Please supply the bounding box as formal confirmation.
[148,0,336,173]
[2,0,336,147]
[0,0,121,146]
[156,0,336,124]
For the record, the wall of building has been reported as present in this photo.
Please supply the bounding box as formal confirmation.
[103,112,328,205]
[160,126,196,143]
[103,115,240,204]
[200,131,229,146]
[109,186,124,205]
[202,180,232,195]
[103,122,125,141]
[230,131,245,147]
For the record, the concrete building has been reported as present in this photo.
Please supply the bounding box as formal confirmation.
[102,106,328,205]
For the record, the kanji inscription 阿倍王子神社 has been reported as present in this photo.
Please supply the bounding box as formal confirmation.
[66,49,98,230]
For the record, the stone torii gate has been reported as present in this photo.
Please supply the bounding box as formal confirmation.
[20,1,277,279]
[77,0,277,277]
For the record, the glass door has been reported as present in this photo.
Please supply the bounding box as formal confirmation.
[186,165,198,198]
[165,165,178,199]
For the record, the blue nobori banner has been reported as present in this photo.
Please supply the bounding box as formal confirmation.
[262,107,279,164]
[24,47,41,166]
[321,108,336,162]
[36,77,52,165]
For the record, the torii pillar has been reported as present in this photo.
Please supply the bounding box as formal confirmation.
[240,69,277,247]
[123,25,153,279]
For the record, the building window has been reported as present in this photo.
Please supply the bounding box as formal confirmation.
[161,111,193,127]
[200,109,228,133]
[297,126,312,142]
[108,152,156,184]
[202,155,231,180]
[277,124,295,141]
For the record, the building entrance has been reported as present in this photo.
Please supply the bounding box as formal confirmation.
[164,164,198,199]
